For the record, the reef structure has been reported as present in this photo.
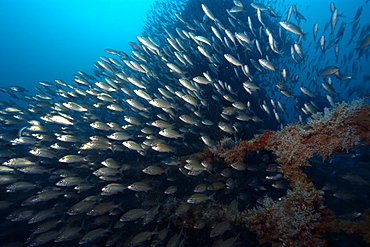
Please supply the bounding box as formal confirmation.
[214,100,370,246]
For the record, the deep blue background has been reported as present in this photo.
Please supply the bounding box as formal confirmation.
[0,0,156,95]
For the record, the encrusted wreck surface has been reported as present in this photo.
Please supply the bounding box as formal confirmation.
[213,101,370,246]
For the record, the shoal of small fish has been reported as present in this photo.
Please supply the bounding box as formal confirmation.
[0,0,369,246]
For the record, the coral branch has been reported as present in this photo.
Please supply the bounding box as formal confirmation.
[243,188,326,247]
[216,130,273,164]
[267,100,363,168]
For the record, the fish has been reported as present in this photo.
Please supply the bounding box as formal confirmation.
[30,231,60,246]
[230,161,247,171]
[300,87,316,98]
[67,200,96,215]
[59,155,84,163]
[201,4,215,21]
[28,209,56,224]
[30,190,63,204]
[158,128,183,139]
[127,181,152,192]
[193,76,212,85]
[218,121,234,134]
[210,221,230,237]
[352,6,363,23]
[186,193,215,204]
[243,81,260,90]
[279,21,306,36]
[79,228,109,244]
[101,183,126,196]
[319,35,326,52]
[224,54,243,66]
[122,141,144,152]
[54,226,82,242]
[313,23,319,41]
[319,66,339,76]
[142,165,166,175]
[333,190,357,200]
[251,2,268,11]
[356,34,370,50]
[322,82,339,95]
[129,229,158,246]
[258,59,276,71]
[342,173,368,185]
[3,158,36,168]
[56,176,84,187]
[293,43,304,59]
[120,208,149,221]
[230,6,243,13]
[330,8,338,34]
[136,36,160,55]
[164,185,177,195]
[151,143,175,153]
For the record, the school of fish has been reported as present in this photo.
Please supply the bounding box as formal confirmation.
[0,0,369,246]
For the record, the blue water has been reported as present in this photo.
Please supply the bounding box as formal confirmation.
[0,0,156,95]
